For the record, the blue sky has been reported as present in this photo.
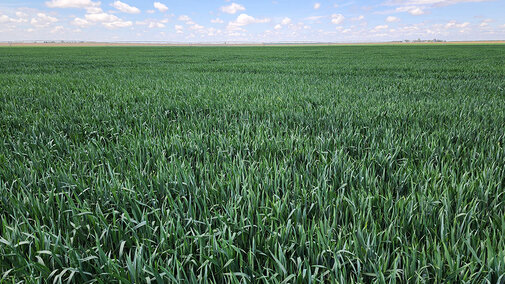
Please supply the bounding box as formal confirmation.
[1,0,504,42]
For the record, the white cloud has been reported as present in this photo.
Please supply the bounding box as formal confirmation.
[71,17,91,27]
[227,13,270,31]
[351,15,365,21]
[137,19,168,28]
[150,22,165,28]
[50,25,64,33]
[0,13,27,24]
[220,3,245,14]
[445,20,469,28]
[85,12,118,22]
[331,14,345,25]
[388,0,490,6]
[15,12,29,19]
[314,3,321,9]
[178,15,192,22]
[189,23,204,30]
[175,15,209,32]
[72,12,132,28]
[175,24,183,33]
[31,13,58,28]
[207,27,216,35]
[383,0,491,17]
[211,18,224,24]
[281,17,291,25]
[112,1,140,14]
[46,0,102,13]
[103,20,132,28]
[479,18,492,27]
[205,27,220,36]
[0,15,12,24]
[274,24,282,30]
[153,2,168,12]
[386,16,400,22]
[232,14,270,25]
[395,6,425,15]
[305,15,324,21]
[372,24,388,31]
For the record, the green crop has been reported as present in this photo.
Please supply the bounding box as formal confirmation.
[1,45,504,283]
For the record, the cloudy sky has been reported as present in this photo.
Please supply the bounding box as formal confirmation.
[1,0,504,42]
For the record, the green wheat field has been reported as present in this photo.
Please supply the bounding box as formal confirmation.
[1,45,504,283]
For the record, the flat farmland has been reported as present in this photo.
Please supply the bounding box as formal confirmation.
[1,45,504,282]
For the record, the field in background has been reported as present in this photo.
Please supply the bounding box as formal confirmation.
[1,45,504,282]
[1,41,505,47]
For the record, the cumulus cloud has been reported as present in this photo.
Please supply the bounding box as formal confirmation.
[0,15,14,24]
[0,13,28,24]
[150,22,165,28]
[112,1,140,14]
[153,2,168,12]
[386,16,400,22]
[205,27,220,36]
[103,20,132,28]
[46,0,102,13]
[395,6,425,15]
[305,15,324,21]
[106,22,132,28]
[445,20,469,28]
[31,13,58,28]
[71,17,91,27]
[387,0,490,6]
[331,14,345,25]
[0,15,10,24]
[51,25,64,33]
[371,24,389,32]
[211,18,224,24]
[189,23,204,30]
[72,12,132,28]
[178,15,192,22]
[175,24,183,33]
[385,0,486,16]
[273,17,292,30]
[136,18,168,28]
[479,18,492,27]
[281,17,292,25]
[176,15,208,32]
[16,12,29,19]
[85,13,117,22]
[232,14,270,25]
[220,3,245,14]
[314,3,321,9]
[227,13,270,31]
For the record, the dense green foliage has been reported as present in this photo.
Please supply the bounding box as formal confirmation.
[1,45,505,283]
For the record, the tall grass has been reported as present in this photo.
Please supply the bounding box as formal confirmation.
[1,45,504,282]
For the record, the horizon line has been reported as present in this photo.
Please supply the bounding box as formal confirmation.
[1,39,505,47]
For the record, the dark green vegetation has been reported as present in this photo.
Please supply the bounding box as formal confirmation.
[1,45,505,283]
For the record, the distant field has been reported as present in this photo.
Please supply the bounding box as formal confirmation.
[1,46,504,282]
[1,40,505,46]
